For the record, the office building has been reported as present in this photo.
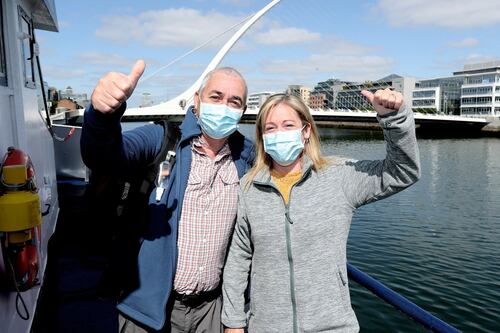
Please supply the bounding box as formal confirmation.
[454,61,500,117]
[311,78,345,109]
[412,77,464,115]
[309,92,329,109]
[140,92,153,108]
[286,85,310,106]
[59,86,89,108]
[335,75,417,111]
[247,91,275,109]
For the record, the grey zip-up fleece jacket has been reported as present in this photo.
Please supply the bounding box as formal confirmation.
[221,106,420,333]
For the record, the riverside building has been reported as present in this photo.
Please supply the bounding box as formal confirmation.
[309,92,329,109]
[286,85,310,106]
[58,86,89,108]
[140,92,153,108]
[247,91,275,109]
[311,78,346,109]
[335,74,416,111]
[412,76,464,115]
[453,61,500,117]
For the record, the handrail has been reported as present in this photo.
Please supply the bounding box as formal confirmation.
[347,263,461,333]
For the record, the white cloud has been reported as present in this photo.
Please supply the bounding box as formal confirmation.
[448,38,479,48]
[255,33,394,82]
[427,54,500,75]
[462,53,499,65]
[376,0,500,28]
[260,53,395,82]
[246,77,290,94]
[95,8,247,48]
[217,0,252,6]
[76,52,134,67]
[253,27,321,45]
[44,65,87,81]
[309,35,379,56]
[57,21,71,29]
[132,71,203,99]
[179,63,207,71]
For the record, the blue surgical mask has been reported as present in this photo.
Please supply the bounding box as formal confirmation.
[198,102,243,139]
[263,127,305,166]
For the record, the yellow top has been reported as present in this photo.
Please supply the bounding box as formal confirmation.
[271,169,302,204]
[2,165,27,186]
[0,191,41,232]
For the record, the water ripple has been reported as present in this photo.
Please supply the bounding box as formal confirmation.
[337,135,500,333]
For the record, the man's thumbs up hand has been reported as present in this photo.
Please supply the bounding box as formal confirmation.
[128,60,145,90]
[91,60,146,114]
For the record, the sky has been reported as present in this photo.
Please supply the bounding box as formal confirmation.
[38,0,500,107]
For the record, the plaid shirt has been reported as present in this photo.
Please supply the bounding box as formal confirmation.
[173,137,239,294]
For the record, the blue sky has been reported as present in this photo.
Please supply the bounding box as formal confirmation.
[38,0,500,107]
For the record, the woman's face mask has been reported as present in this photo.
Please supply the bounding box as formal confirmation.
[263,126,306,166]
[198,102,243,139]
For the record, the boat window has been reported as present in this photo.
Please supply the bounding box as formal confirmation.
[18,6,35,88]
[0,1,7,86]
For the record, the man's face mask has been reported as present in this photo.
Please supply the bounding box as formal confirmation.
[198,102,243,139]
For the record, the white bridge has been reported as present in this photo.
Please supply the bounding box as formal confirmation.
[54,0,495,136]
[119,105,491,137]
[115,0,491,136]
[122,105,488,124]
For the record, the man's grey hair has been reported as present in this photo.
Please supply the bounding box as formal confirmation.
[198,67,248,105]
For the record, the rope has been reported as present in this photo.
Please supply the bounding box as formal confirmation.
[6,254,30,320]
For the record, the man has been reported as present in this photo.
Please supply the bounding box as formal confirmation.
[81,60,254,333]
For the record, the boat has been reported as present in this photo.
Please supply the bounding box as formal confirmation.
[1,0,463,332]
[0,0,59,332]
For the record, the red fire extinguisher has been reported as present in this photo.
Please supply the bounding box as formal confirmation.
[0,147,42,292]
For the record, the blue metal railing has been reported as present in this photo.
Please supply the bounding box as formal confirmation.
[57,179,88,186]
[347,263,461,333]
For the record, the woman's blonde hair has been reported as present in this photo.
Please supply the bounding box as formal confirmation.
[245,93,328,189]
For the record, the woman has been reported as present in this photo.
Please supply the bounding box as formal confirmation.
[221,89,420,333]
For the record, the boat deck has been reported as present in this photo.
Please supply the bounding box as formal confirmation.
[33,181,118,333]
[30,181,461,333]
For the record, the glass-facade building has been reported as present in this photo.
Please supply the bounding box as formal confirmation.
[454,61,500,117]
[311,79,345,109]
[247,91,275,109]
[412,77,463,115]
[309,92,328,109]
[335,75,416,111]
[307,61,500,117]
[286,85,310,107]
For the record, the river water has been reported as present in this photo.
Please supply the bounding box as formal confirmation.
[124,122,500,332]
[239,124,500,333]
